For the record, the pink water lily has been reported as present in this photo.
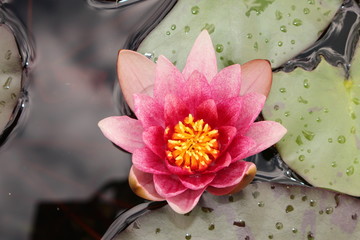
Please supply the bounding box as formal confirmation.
[99,30,286,214]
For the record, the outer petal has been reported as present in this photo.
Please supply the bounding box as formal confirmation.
[240,59,272,97]
[245,121,287,157]
[209,160,256,189]
[164,94,189,127]
[142,126,166,158]
[195,99,218,127]
[178,173,216,190]
[134,94,164,128]
[128,166,164,201]
[167,188,205,214]
[182,30,217,82]
[184,70,211,112]
[206,162,256,196]
[210,64,241,102]
[132,148,170,175]
[98,116,144,153]
[216,97,242,126]
[236,92,266,132]
[154,55,186,105]
[227,135,257,162]
[117,50,155,110]
[153,174,187,198]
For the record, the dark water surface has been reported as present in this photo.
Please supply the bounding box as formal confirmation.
[0,1,161,239]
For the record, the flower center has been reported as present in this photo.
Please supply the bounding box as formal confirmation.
[166,114,220,172]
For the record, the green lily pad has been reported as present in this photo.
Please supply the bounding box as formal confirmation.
[117,182,360,239]
[137,0,342,69]
[262,51,360,196]
[0,24,22,135]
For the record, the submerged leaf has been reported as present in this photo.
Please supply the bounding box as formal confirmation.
[0,24,22,135]
[263,50,360,196]
[116,182,360,239]
[137,0,342,69]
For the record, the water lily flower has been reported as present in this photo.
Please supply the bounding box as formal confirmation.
[98,30,286,214]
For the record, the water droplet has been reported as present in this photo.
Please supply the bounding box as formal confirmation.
[258,201,265,207]
[284,111,290,117]
[290,194,295,200]
[275,118,282,124]
[170,24,176,30]
[325,207,333,214]
[185,233,192,240]
[273,105,280,111]
[166,31,171,35]
[201,207,214,213]
[11,93,17,100]
[351,112,357,119]
[233,220,246,227]
[352,214,358,220]
[292,228,298,233]
[216,44,224,53]
[302,196,308,201]
[346,166,354,176]
[191,6,200,15]
[292,18,303,26]
[308,0,315,5]
[307,231,315,240]
[5,50,11,60]
[303,79,310,88]
[351,127,356,134]
[303,8,310,14]
[275,222,283,230]
[3,77,12,89]
[278,41,283,47]
[324,107,329,113]
[275,10,283,20]
[265,39,269,43]
[155,228,161,234]
[354,158,359,164]
[291,5,296,11]
[328,138,333,143]
[201,23,215,34]
[352,97,360,105]
[253,41,259,51]
[279,88,286,93]
[337,135,346,144]
[280,25,287,32]
[252,191,260,199]
[331,161,337,167]
[246,33,253,39]
[184,26,190,34]
[316,117,321,122]
[319,210,324,214]
[310,199,316,207]
[208,224,215,230]
[228,196,234,202]
[286,205,294,213]
[302,130,315,141]
[268,234,274,239]
[298,155,305,161]
[295,135,303,146]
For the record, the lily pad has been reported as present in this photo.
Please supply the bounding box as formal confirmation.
[137,0,342,69]
[262,50,360,196]
[0,24,22,135]
[116,182,360,240]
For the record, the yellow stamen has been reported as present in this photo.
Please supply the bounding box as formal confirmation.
[166,114,219,172]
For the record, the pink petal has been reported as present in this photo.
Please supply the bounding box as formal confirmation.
[227,135,257,162]
[98,116,144,153]
[216,97,242,126]
[164,94,189,127]
[182,30,217,82]
[184,70,211,112]
[134,94,164,128]
[165,160,194,175]
[167,188,205,214]
[210,64,241,102]
[153,174,187,198]
[178,173,216,190]
[142,126,166,158]
[245,121,287,157]
[209,160,256,188]
[129,166,164,201]
[240,59,272,97]
[132,147,170,175]
[217,126,237,152]
[236,92,266,132]
[117,50,156,110]
[195,99,218,127]
[154,55,186,105]
[206,152,232,173]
